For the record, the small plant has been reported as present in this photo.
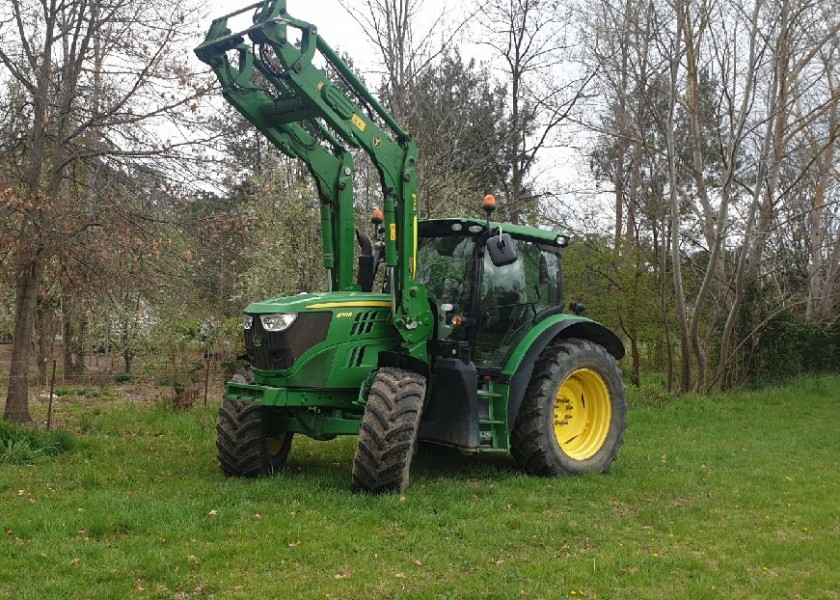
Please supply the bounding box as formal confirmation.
[169,383,197,411]
[1,438,40,464]
[77,414,95,434]
[0,420,72,464]
[114,372,135,384]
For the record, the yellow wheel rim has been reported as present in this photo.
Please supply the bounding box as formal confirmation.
[553,368,611,460]
[265,435,286,456]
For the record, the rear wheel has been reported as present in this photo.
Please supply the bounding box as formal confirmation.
[510,338,626,475]
[352,367,426,493]
[216,400,292,477]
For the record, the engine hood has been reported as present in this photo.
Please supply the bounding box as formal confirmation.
[244,291,392,315]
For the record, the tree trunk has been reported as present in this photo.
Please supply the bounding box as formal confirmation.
[631,336,641,386]
[4,255,42,423]
[61,297,86,381]
[62,314,74,380]
[667,0,691,392]
[807,88,837,320]
[35,297,56,386]
[614,151,625,243]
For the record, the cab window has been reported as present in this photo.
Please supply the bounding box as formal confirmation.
[475,240,562,367]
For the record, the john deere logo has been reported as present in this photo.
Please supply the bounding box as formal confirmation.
[253,334,263,347]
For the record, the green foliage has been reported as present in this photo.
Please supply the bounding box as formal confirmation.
[233,169,325,302]
[740,312,840,387]
[0,420,72,464]
[728,282,840,388]
[563,235,672,383]
[113,372,135,383]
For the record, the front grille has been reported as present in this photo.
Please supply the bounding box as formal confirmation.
[244,312,332,371]
[350,311,378,335]
[347,345,367,368]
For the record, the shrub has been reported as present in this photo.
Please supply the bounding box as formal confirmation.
[626,381,672,408]
[114,372,135,384]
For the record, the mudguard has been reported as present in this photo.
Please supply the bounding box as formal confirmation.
[501,315,624,430]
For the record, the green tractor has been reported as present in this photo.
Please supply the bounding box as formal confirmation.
[196,0,626,493]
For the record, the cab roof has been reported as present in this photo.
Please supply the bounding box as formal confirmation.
[418,218,568,247]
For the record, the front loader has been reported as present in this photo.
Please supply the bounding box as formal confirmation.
[196,0,627,493]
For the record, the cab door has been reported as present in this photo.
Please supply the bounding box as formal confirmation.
[473,239,563,369]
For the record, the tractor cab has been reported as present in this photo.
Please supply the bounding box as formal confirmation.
[416,218,568,371]
[411,216,573,452]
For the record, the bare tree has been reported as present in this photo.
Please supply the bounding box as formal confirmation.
[344,0,491,217]
[0,0,209,422]
[712,0,840,387]
[479,0,594,223]
[606,0,840,391]
[662,0,693,392]
[803,42,840,321]
[580,0,674,386]
[347,0,474,119]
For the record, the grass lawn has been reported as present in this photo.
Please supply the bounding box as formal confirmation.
[1,377,839,599]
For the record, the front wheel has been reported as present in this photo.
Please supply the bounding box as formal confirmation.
[216,400,293,477]
[510,338,626,475]
[352,367,426,493]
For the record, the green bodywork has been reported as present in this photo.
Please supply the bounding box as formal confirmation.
[197,1,623,452]
[226,286,605,448]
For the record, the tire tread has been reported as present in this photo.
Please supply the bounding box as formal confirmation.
[352,367,426,493]
[216,400,292,477]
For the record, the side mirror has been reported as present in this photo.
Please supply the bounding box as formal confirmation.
[487,232,518,267]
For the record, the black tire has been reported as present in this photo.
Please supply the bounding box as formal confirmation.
[352,367,426,493]
[510,338,626,476]
[216,400,292,477]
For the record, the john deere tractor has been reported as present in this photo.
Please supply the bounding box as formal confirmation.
[196,0,626,493]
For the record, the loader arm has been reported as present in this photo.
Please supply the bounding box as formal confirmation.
[196,0,432,361]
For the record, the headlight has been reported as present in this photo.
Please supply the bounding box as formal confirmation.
[243,315,253,330]
[260,313,297,332]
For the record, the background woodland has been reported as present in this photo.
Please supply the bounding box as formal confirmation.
[3,0,840,421]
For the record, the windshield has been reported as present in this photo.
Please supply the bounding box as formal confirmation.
[416,235,476,312]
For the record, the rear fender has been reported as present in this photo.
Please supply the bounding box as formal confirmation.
[501,316,624,430]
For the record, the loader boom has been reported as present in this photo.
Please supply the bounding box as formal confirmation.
[195,0,432,360]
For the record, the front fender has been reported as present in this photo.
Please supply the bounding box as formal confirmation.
[501,315,624,430]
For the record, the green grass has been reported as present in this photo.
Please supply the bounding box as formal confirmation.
[1,377,839,599]
[0,420,73,464]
